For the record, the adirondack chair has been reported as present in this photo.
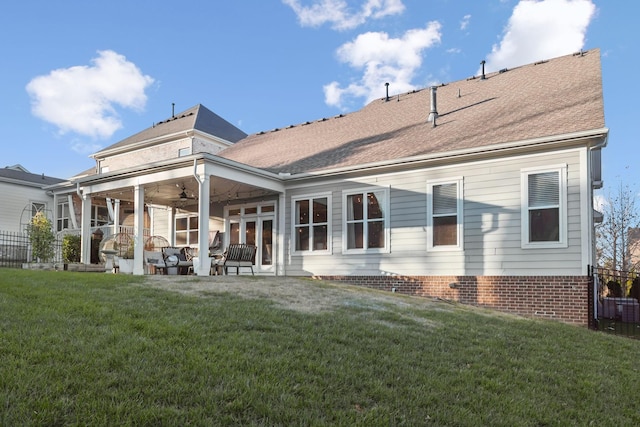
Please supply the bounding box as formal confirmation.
[215,243,257,275]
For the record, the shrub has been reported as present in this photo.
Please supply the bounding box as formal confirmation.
[26,212,55,262]
[62,234,81,263]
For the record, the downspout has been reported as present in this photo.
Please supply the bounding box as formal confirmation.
[193,158,204,185]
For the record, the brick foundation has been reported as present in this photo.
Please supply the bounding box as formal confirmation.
[314,275,590,325]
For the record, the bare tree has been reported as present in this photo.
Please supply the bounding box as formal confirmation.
[596,182,640,272]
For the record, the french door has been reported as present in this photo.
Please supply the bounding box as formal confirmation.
[227,204,275,273]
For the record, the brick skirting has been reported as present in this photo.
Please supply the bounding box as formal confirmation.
[314,275,589,325]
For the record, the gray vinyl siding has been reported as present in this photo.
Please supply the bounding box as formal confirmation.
[284,147,585,277]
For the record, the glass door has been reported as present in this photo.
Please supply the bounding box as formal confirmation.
[225,204,275,274]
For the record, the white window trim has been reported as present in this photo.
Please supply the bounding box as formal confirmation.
[175,213,199,247]
[520,164,568,249]
[342,186,390,254]
[427,177,464,252]
[291,192,332,255]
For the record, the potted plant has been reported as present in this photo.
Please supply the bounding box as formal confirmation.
[115,235,135,274]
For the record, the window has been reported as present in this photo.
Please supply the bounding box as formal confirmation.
[91,206,109,227]
[175,215,198,246]
[57,201,70,231]
[521,165,567,248]
[31,202,46,219]
[427,178,463,250]
[293,195,330,252]
[343,188,389,253]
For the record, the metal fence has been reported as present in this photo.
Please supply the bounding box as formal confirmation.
[0,230,63,268]
[589,265,640,339]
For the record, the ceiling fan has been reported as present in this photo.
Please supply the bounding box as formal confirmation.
[176,184,196,201]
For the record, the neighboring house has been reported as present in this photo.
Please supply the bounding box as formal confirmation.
[629,228,640,271]
[48,48,607,324]
[0,164,65,232]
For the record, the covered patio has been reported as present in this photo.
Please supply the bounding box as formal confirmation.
[74,154,285,276]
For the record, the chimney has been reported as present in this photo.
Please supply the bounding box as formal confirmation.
[428,86,438,126]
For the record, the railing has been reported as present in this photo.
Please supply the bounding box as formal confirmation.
[589,266,640,339]
[0,226,153,269]
[0,230,63,268]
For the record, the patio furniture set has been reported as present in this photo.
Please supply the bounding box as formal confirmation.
[144,243,257,275]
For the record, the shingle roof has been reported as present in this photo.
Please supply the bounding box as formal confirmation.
[218,49,605,174]
[92,104,247,157]
[0,166,65,187]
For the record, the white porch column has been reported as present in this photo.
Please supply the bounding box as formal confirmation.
[277,192,286,276]
[133,184,145,275]
[196,175,211,276]
[168,207,175,245]
[80,193,92,264]
[113,199,120,236]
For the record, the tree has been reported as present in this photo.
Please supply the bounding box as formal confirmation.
[27,212,55,263]
[596,182,640,272]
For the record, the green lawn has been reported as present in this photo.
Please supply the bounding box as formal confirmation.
[1,269,639,426]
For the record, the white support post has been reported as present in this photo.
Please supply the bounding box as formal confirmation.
[133,184,145,275]
[113,199,120,236]
[277,192,286,276]
[196,175,211,276]
[80,194,92,264]
[168,207,175,246]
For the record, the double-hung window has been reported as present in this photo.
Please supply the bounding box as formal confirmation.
[521,165,567,248]
[427,178,463,250]
[343,188,389,253]
[57,201,70,231]
[293,194,330,253]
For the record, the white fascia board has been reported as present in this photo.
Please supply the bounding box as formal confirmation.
[78,154,285,195]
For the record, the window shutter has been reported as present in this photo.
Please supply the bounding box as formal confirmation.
[433,183,457,215]
[528,172,559,207]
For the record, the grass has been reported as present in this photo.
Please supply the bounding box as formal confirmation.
[1,269,640,426]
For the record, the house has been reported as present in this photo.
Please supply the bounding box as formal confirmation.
[48,48,607,324]
[0,164,65,232]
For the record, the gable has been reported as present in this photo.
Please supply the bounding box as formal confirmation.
[92,104,247,159]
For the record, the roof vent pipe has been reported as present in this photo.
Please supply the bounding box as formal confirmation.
[385,82,390,102]
[428,86,438,126]
[480,60,486,80]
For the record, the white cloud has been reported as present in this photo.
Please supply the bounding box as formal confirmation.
[323,21,442,109]
[460,14,471,31]
[283,0,405,30]
[26,50,154,140]
[484,0,596,73]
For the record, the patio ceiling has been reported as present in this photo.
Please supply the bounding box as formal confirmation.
[89,175,277,211]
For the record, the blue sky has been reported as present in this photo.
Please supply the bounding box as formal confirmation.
[0,1,636,192]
